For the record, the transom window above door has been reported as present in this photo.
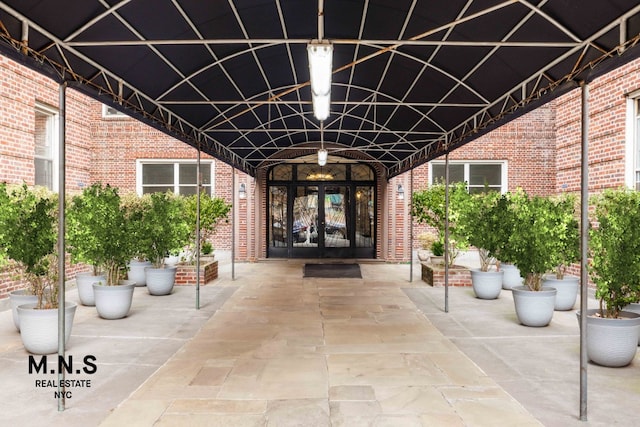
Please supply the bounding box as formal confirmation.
[268,162,374,182]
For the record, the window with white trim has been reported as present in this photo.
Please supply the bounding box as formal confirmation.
[430,161,507,193]
[102,104,130,119]
[626,95,640,190]
[137,161,214,195]
[34,103,59,191]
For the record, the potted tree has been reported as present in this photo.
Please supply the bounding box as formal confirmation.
[587,188,640,367]
[507,190,567,327]
[411,180,470,267]
[459,190,509,300]
[67,183,136,319]
[0,183,77,354]
[182,192,231,262]
[121,192,152,286]
[66,183,115,306]
[0,183,36,331]
[138,192,191,295]
[541,194,580,311]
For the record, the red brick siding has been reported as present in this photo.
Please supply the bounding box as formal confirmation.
[2,50,640,279]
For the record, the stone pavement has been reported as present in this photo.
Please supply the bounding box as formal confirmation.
[0,255,637,426]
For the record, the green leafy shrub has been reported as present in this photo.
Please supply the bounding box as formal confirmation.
[66,183,132,285]
[590,188,640,318]
[411,180,470,266]
[508,190,578,291]
[0,183,58,308]
[136,192,191,267]
[459,190,513,271]
[183,192,231,260]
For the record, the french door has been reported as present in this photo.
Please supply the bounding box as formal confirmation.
[268,182,374,258]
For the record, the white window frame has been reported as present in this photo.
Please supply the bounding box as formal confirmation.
[625,90,640,190]
[136,159,215,196]
[102,104,130,119]
[34,103,59,192]
[429,160,508,193]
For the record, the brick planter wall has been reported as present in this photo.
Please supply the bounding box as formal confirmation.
[421,263,471,287]
[174,260,218,285]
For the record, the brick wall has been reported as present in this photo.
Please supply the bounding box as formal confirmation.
[555,57,640,193]
[88,103,236,252]
[404,103,558,259]
[2,50,640,285]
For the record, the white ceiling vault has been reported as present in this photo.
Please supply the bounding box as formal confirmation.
[0,1,639,179]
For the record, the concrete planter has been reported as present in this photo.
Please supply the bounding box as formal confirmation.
[580,309,640,367]
[543,274,579,311]
[470,269,503,300]
[501,263,523,290]
[17,302,77,355]
[128,260,151,286]
[512,286,557,327]
[76,272,106,306]
[93,280,136,319]
[622,303,640,345]
[9,289,38,331]
[145,266,177,296]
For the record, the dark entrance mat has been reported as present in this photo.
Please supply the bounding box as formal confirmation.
[303,263,362,279]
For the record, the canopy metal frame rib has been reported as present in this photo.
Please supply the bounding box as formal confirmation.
[0,1,638,179]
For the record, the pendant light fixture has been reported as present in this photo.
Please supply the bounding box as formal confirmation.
[307,41,333,121]
[318,120,328,166]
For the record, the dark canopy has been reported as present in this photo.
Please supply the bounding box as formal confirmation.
[0,1,639,178]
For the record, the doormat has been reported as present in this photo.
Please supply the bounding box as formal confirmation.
[303,263,362,279]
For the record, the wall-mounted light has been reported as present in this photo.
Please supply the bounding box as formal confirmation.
[308,41,333,121]
[397,183,404,200]
[238,183,247,199]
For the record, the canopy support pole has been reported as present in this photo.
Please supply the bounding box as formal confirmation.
[195,146,201,310]
[232,168,236,281]
[57,81,67,412]
[444,150,450,313]
[579,81,590,422]
[409,168,414,282]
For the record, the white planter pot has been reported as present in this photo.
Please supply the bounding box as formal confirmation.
[128,259,151,286]
[164,255,180,266]
[512,286,557,327]
[76,272,106,306]
[622,303,640,345]
[145,266,177,296]
[543,275,579,311]
[470,269,503,300]
[417,250,430,262]
[430,256,445,266]
[9,289,38,331]
[579,309,640,367]
[93,280,136,319]
[17,302,77,355]
[501,263,523,290]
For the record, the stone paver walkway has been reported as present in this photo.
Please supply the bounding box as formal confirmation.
[100,261,541,426]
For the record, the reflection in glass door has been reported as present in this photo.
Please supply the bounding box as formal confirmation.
[323,186,349,249]
[355,186,374,250]
[267,162,376,258]
[292,186,319,248]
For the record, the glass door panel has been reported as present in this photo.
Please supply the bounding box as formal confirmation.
[324,186,350,248]
[269,186,287,248]
[355,186,374,248]
[292,186,318,248]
